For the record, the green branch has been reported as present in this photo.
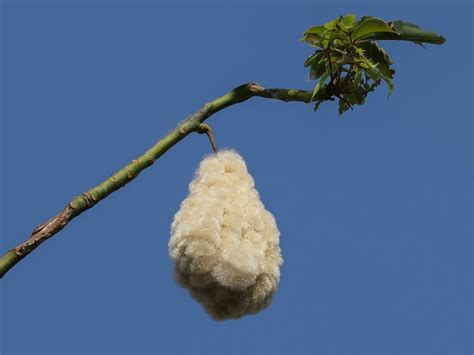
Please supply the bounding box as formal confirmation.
[0,83,312,278]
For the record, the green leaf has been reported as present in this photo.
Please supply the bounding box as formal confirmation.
[304,50,324,67]
[351,87,366,104]
[338,97,350,115]
[341,13,356,28]
[357,41,394,79]
[384,77,394,96]
[358,20,446,45]
[323,18,340,30]
[352,17,395,41]
[391,20,421,32]
[331,53,352,68]
[302,14,445,114]
[303,25,326,37]
[313,101,322,112]
[365,65,381,82]
[301,34,324,48]
[311,72,329,101]
[310,60,327,80]
[353,70,362,88]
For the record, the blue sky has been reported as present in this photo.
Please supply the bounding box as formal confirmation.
[1,1,472,354]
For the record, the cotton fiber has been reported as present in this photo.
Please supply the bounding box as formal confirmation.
[169,150,282,320]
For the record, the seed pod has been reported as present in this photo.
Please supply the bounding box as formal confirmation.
[169,150,283,320]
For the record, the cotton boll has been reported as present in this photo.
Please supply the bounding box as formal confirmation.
[169,149,282,320]
[174,267,277,321]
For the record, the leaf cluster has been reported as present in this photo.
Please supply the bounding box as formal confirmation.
[301,14,445,114]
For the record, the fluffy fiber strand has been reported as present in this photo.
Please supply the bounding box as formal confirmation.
[169,150,282,320]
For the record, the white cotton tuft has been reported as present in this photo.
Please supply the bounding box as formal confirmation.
[169,149,283,320]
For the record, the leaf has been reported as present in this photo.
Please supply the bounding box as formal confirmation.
[301,26,328,48]
[341,13,357,28]
[384,76,394,96]
[352,17,395,41]
[358,20,446,45]
[313,101,322,112]
[303,25,326,37]
[353,70,362,88]
[311,72,329,101]
[304,50,324,67]
[391,20,421,33]
[310,60,327,80]
[351,87,366,104]
[338,97,350,115]
[365,65,381,82]
[302,14,445,114]
[357,41,394,79]
[323,17,340,30]
[331,53,352,68]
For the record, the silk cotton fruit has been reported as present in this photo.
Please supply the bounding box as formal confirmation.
[169,150,283,320]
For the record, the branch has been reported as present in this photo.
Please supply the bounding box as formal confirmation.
[0,82,312,278]
[197,123,218,153]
